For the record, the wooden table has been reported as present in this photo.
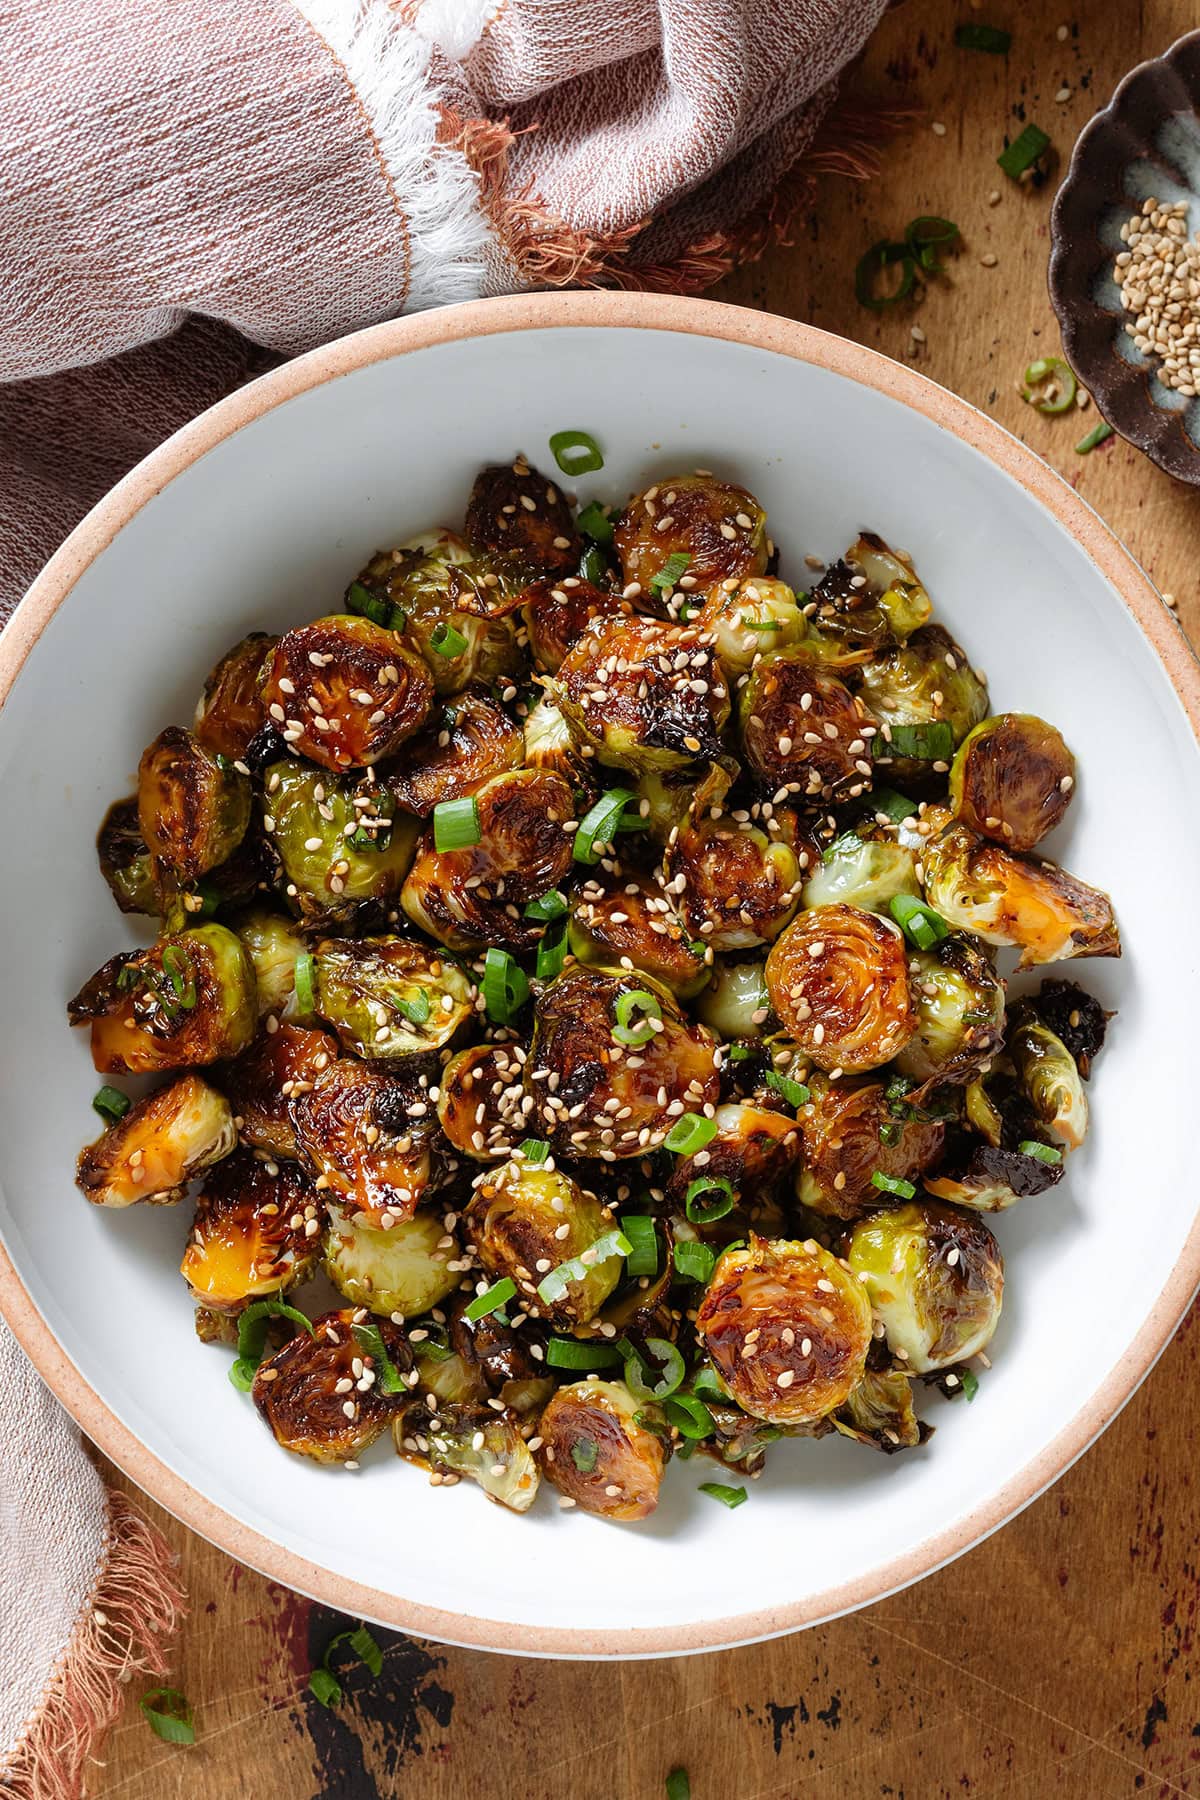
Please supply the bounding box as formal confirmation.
[92,1,1200,1794]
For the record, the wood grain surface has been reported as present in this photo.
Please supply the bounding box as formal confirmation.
[89,1,1200,1795]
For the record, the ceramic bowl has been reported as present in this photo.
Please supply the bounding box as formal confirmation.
[1049,30,1200,481]
[1,293,1198,1659]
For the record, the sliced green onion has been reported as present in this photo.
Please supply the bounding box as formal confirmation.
[346,580,389,628]
[433,794,481,852]
[483,946,530,1024]
[232,1300,315,1391]
[549,429,604,475]
[524,887,568,922]
[352,1322,406,1393]
[685,1176,735,1224]
[869,786,918,823]
[961,1367,980,1401]
[1019,1139,1063,1166]
[905,215,961,273]
[415,1320,454,1362]
[310,1625,384,1708]
[664,1113,718,1155]
[673,1240,717,1285]
[879,1119,903,1148]
[624,1336,686,1402]
[613,987,662,1046]
[161,945,197,1009]
[955,22,1011,52]
[870,1171,916,1198]
[92,1085,130,1124]
[766,1070,810,1109]
[571,1438,599,1473]
[430,619,469,657]
[573,787,642,864]
[890,893,951,950]
[855,239,916,311]
[536,917,568,982]
[698,1481,747,1509]
[663,1394,716,1440]
[691,1364,727,1400]
[519,1137,551,1164]
[885,720,955,761]
[1076,421,1114,454]
[546,1336,624,1370]
[465,1276,517,1323]
[293,951,316,1018]
[1023,355,1077,414]
[576,501,614,545]
[649,551,692,596]
[742,617,783,632]
[666,1768,692,1800]
[537,1228,632,1305]
[620,1213,659,1278]
[309,1667,341,1708]
[394,986,430,1026]
[998,123,1051,179]
[579,544,607,585]
[727,1044,752,1063]
[140,1688,195,1745]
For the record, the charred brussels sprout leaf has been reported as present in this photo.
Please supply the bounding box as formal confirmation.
[77,1074,235,1207]
[860,625,989,784]
[464,459,582,577]
[181,1149,322,1310]
[847,1202,1003,1373]
[699,576,807,674]
[614,473,767,595]
[949,713,1075,850]
[796,1076,946,1220]
[801,826,918,914]
[739,653,874,806]
[292,1057,449,1226]
[845,533,933,639]
[385,689,523,816]
[138,727,251,890]
[465,1158,623,1325]
[803,536,931,664]
[522,577,629,673]
[324,1200,461,1317]
[193,632,276,760]
[260,615,433,771]
[310,936,474,1058]
[569,868,709,996]
[233,908,310,1019]
[265,761,419,925]
[394,1400,540,1512]
[536,1379,668,1519]
[437,1043,528,1160]
[892,933,1005,1086]
[253,1309,411,1465]
[97,797,158,916]
[832,1366,925,1453]
[1007,1002,1088,1149]
[1028,978,1109,1077]
[215,1021,338,1159]
[556,617,730,774]
[765,903,914,1072]
[73,924,257,1075]
[924,1140,1063,1210]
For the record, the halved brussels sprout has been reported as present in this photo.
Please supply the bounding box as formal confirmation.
[739,653,874,805]
[233,908,309,1018]
[613,473,767,595]
[892,934,1005,1086]
[138,727,251,890]
[569,868,709,997]
[324,1200,462,1317]
[436,1043,528,1161]
[71,924,257,1075]
[664,1102,799,1213]
[800,827,918,914]
[860,625,989,785]
[803,537,931,664]
[924,1141,1064,1211]
[216,1021,338,1159]
[1006,1003,1088,1149]
[394,1399,540,1512]
[522,576,629,673]
[695,1236,872,1425]
[401,768,575,952]
[355,533,524,697]
[522,695,594,789]
[465,1158,623,1325]
[385,690,523,816]
[181,1149,322,1310]
[194,632,276,760]
[1028,978,1109,1078]
[465,459,582,577]
[699,576,807,675]
[292,1057,450,1226]
[556,617,730,774]
[796,1076,946,1220]
[694,958,771,1040]
[310,936,474,1059]
[846,1201,1004,1373]
[77,1073,235,1207]
[536,1379,667,1520]
[253,1308,411,1465]
[529,964,720,1160]
[97,797,158,916]
[921,819,1120,968]
[265,761,419,925]
[832,1366,924,1453]
[260,614,433,772]
[764,904,914,1073]
[665,806,803,952]
[949,713,1075,851]
[846,533,933,638]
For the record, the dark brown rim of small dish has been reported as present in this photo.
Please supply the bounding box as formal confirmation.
[1049,28,1200,483]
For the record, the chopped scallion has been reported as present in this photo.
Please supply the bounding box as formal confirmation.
[1076,421,1114,454]
[293,951,317,1018]
[855,239,916,310]
[613,987,662,1046]
[92,1085,130,1124]
[140,1688,195,1745]
[673,1240,716,1285]
[1022,355,1077,414]
[955,22,1011,52]
[961,1367,980,1401]
[464,1277,517,1323]
[432,795,481,852]
[394,986,430,1026]
[535,917,568,982]
[429,620,468,658]
[870,1171,917,1198]
[620,1213,659,1278]
[685,1176,735,1224]
[548,429,604,475]
[885,720,955,761]
[576,501,614,545]
[623,1336,685,1402]
[765,1070,810,1109]
[698,1481,747,1509]
[998,123,1051,179]
[536,1228,633,1305]
[663,1394,715,1440]
[524,887,568,922]
[482,946,530,1024]
[663,1113,718,1156]
[545,1337,623,1370]
[1018,1139,1063,1166]
[573,788,643,864]
[352,1321,406,1393]
[649,551,692,596]
[519,1137,551,1164]
[889,893,951,950]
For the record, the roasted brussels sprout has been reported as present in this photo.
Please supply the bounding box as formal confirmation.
[664,1102,799,1213]
[807,534,933,663]
[77,1073,235,1207]
[310,936,474,1059]
[765,904,913,1073]
[292,1057,449,1226]
[536,1379,667,1520]
[138,727,251,890]
[796,1076,946,1220]
[324,1200,461,1317]
[699,575,807,674]
[1028,978,1109,1077]
[556,617,730,774]
[71,924,257,1074]
[800,827,918,914]
[465,1158,623,1325]
[696,1236,872,1425]
[253,1308,411,1466]
[194,632,276,760]
[832,1366,924,1453]
[522,576,629,673]
[522,695,594,788]
[181,1149,322,1310]
[1007,1004,1088,1149]
[921,819,1120,968]
[613,473,767,595]
[384,689,523,816]
[465,458,582,577]
[265,761,419,925]
[355,532,524,697]
[233,908,309,1018]
[436,1043,528,1160]
[924,1141,1063,1211]
[846,1202,1004,1374]
[260,615,433,772]
[216,1022,338,1158]
[739,653,874,805]
[394,1399,540,1511]
[694,957,771,1039]
[860,625,989,785]
[401,768,574,952]
[529,964,720,1159]
[949,713,1075,851]
[892,933,1005,1086]
[664,804,804,952]
[569,868,709,997]
[97,797,158,916]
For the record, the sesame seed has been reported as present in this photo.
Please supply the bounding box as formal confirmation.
[931,120,947,136]
[776,1370,795,1388]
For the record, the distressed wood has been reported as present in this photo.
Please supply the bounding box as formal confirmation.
[91,1,1200,1794]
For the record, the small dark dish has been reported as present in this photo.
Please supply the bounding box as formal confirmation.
[1049,30,1200,483]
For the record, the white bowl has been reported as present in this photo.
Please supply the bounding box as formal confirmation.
[1,294,1197,1659]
